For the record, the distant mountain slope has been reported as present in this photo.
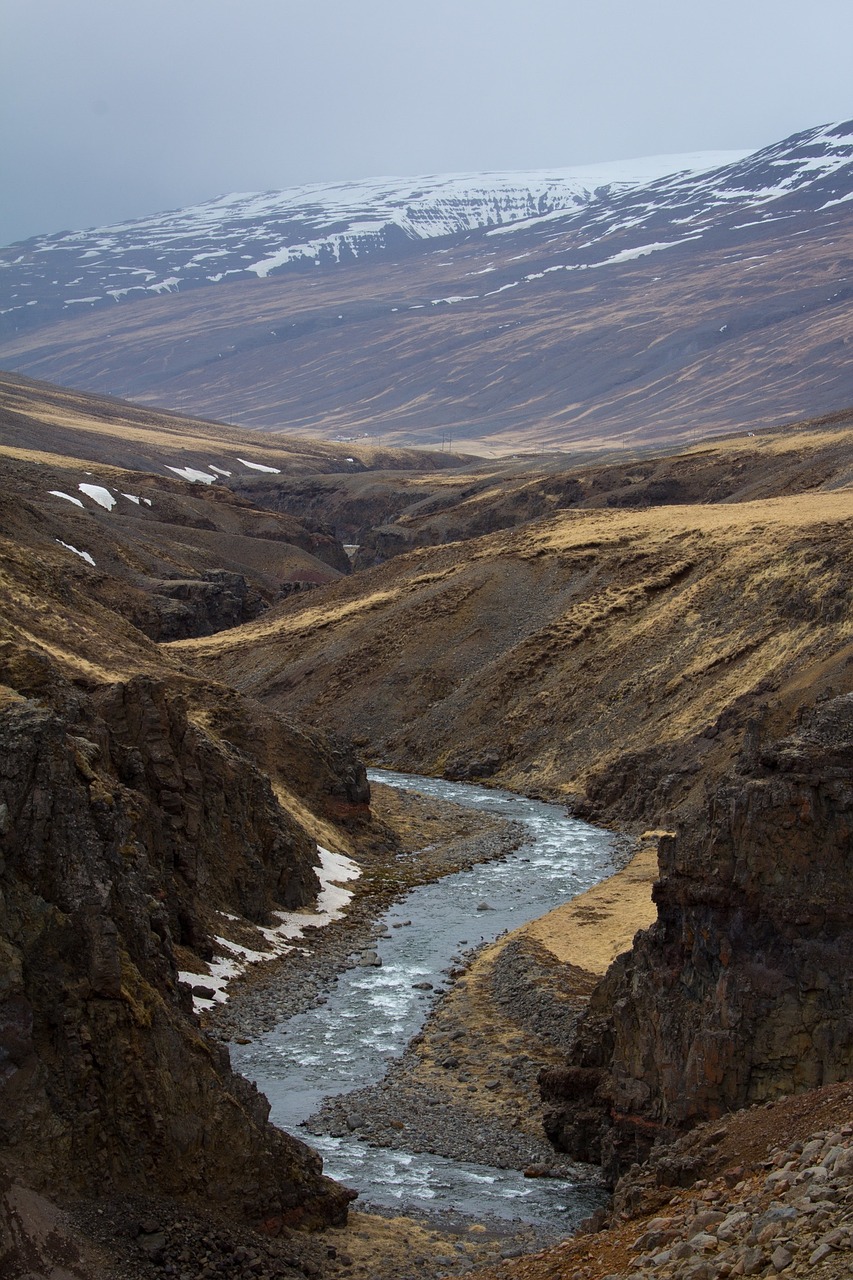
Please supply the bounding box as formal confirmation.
[0,120,850,452]
[0,152,746,331]
[484,117,853,263]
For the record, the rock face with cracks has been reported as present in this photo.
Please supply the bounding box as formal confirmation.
[0,644,355,1229]
[542,694,853,1182]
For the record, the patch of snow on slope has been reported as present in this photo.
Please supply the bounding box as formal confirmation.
[430,294,478,305]
[820,191,853,208]
[596,240,683,266]
[49,490,84,507]
[180,846,360,1007]
[166,465,217,484]
[237,458,281,473]
[56,539,95,566]
[208,465,232,476]
[78,483,117,510]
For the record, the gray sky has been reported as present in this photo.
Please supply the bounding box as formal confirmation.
[2,0,852,247]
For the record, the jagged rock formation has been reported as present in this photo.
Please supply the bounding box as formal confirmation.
[541,694,853,1183]
[0,643,358,1227]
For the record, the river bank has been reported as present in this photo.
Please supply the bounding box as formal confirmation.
[194,776,654,1277]
[306,841,659,1171]
[206,781,530,1043]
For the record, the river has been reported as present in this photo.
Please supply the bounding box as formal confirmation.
[230,769,618,1235]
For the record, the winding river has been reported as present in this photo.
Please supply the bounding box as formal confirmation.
[231,769,618,1235]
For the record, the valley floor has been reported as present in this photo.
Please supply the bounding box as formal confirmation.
[5,750,853,1280]
[193,784,657,1275]
[198,783,853,1280]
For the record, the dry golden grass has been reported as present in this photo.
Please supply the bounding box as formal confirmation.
[0,371,466,475]
[178,482,853,827]
[521,844,659,975]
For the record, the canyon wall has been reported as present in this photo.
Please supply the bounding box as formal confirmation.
[541,693,853,1183]
[0,643,358,1227]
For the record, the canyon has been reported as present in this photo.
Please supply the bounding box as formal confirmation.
[0,365,851,1280]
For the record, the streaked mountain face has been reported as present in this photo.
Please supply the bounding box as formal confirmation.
[0,151,748,329]
[0,119,851,451]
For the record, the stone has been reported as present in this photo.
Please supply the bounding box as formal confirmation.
[770,1244,793,1271]
[717,1211,750,1242]
[740,1246,766,1276]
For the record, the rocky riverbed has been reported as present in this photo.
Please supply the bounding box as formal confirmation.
[40,777,852,1280]
[206,776,618,1257]
[206,798,528,1044]
[37,785,555,1280]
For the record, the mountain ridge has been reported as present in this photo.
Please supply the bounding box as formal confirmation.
[0,149,750,330]
[0,118,850,454]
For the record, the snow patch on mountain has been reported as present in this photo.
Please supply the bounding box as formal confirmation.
[0,150,750,324]
[236,458,281,473]
[166,465,218,484]
[78,483,116,510]
[56,539,95,566]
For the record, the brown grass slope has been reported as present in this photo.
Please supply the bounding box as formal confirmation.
[0,395,413,1234]
[0,372,471,640]
[1,205,851,452]
[0,370,467,473]
[179,432,853,829]
[230,408,853,565]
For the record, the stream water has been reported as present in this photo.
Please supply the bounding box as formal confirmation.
[231,769,618,1234]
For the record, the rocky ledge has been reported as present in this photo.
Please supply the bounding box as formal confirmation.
[612,1120,853,1280]
[0,642,359,1233]
[541,693,853,1182]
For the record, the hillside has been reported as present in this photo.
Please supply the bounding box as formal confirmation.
[0,119,851,452]
[179,412,853,831]
[0,380,468,1257]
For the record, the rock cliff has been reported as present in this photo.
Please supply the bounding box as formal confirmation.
[541,693,853,1183]
[0,643,357,1228]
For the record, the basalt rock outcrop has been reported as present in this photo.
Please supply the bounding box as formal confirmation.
[0,645,356,1227]
[541,694,853,1183]
[134,570,269,641]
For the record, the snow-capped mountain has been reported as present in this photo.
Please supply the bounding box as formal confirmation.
[483,117,853,263]
[1,120,851,339]
[0,151,747,331]
[0,118,851,454]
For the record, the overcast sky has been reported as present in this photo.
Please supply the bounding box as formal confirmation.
[2,0,852,247]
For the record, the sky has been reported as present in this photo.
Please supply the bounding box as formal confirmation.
[2,0,852,247]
